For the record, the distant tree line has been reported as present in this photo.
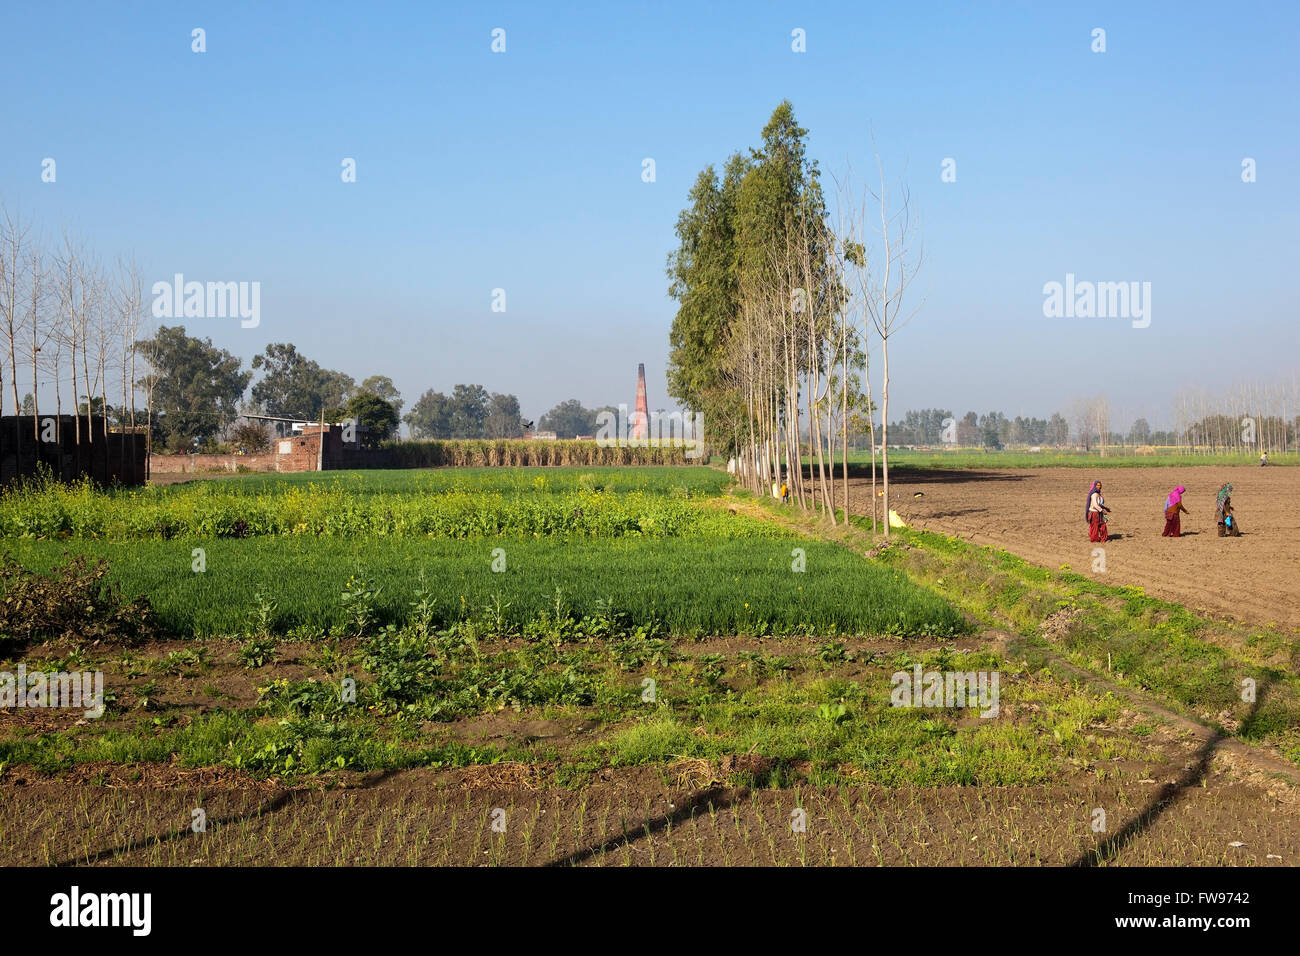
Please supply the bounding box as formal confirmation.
[884,405,1296,452]
[404,386,529,440]
[886,408,1072,448]
[402,392,620,440]
[115,324,618,450]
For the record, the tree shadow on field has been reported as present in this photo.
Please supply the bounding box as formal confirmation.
[842,465,1029,486]
[52,768,404,867]
[925,508,989,519]
[1070,676,1274,867]
[543,785,734,868]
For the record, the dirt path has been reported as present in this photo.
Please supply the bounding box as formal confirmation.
[850,465,1300,634]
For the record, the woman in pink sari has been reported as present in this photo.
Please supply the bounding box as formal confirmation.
[1162,486,1189,537]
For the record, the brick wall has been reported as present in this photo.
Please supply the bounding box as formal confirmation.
[149,426,388,476]
[1,415,147,485]
[149,453,280,474]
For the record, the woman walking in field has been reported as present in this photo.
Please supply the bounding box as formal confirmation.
[1086,480,1110,542]
[1162,485,1189,537]
[1216,482,1241,536]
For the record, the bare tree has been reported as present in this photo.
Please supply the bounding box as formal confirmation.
[859,151,924,536]
[22,245,52,451]
[114,258,145,480]
[0,205,34,451]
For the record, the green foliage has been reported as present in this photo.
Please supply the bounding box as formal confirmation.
[228,420,272,453]
[244,590,278,637]
[817,701,848,724]
[385,439,705,468]
[538,399,605,439]
[360,626,436,711]
[404,384,526,439]
[341,391,399,443]
[238,636,278,669]
[666,100,830,454]
[0,474,738,540]
[135,325,251,449]
[358,375,404,416]
[340,574,383,637]
[251,342,354,420]
[3,534,966,640]
[0,467,967,641]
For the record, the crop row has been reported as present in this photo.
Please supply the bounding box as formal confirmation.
[0,487,769,541]
[0,536,969,638]
[174,466,733,499]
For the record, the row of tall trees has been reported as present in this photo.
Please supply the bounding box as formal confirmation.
[1064,389,1298,455]
[0,205,416,459]
[667,102,921,533]
[1174,383,1299,454]
[0,205,148,464]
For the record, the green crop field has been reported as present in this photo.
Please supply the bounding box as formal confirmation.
[0,536,965,638]
[0,467,965,639]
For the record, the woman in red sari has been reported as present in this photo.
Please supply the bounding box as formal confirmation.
[1086,480,1110,542]
[1162,485,1188,537]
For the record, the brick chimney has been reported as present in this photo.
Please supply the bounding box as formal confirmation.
[633,363,649,440]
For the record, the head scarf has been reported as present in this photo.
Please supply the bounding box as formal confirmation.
[1216,482,1233,516]
[1165,486,1185,510]
[1085,481,1100,520]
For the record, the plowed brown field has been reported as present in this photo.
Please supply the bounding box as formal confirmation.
[851,465,1300,633]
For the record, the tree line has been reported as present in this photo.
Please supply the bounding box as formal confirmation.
[0,207,148,458]
[663,102,1296,521]
[883,400,1298,452]
[666,101,920,532]
[0,204,627,454]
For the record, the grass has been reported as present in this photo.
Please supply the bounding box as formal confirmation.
[0,630,1135,788]
[0,535,967,638]
[872,524,1300,765]
[596,656,1132,787]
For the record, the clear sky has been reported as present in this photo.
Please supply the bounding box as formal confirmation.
[2,0,1296,431]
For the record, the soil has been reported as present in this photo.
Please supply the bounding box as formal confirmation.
[3,741,1296,865]
[3,623,1298,866]
[852,465,1300,634]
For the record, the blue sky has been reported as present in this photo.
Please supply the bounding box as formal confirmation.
[2,0,1296,430]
